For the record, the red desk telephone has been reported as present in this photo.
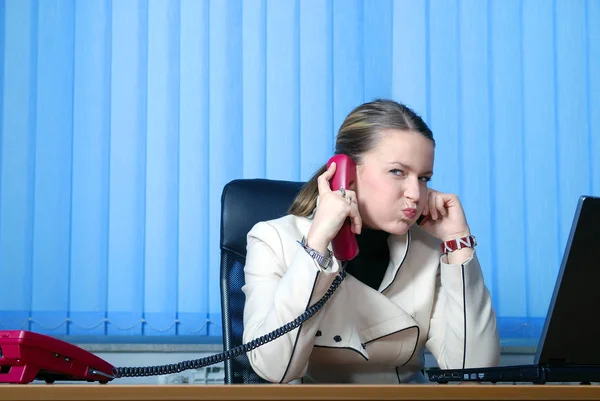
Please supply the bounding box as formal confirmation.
[2,155,424,384]
[327,154,360,261]
[0,330,115,384]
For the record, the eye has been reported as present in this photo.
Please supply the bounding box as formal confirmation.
[390,169,406,177]
[419,176,432,183]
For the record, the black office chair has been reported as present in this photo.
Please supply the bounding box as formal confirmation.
[219,178,305,384]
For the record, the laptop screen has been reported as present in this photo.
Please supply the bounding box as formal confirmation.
[535,195,600,366]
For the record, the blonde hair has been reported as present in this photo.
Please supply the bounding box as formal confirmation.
[288,99,434,216]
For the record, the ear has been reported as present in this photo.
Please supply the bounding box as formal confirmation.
[350,164,362,191]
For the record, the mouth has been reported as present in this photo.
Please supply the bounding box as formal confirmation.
[402,208,417,219]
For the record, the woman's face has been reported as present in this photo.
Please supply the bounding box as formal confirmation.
[355,129,434,235]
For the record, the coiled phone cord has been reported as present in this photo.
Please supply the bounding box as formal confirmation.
[112,268,346,378]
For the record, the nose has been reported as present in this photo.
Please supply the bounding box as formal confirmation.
[404,177,421,205]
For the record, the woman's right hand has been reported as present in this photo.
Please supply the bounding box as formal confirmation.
[305,162,362,254]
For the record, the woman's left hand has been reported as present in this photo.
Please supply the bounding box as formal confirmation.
[419,189,471,242]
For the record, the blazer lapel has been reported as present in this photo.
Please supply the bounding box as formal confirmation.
[378,231,410,292]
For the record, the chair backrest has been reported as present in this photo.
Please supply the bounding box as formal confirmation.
[219,178,305,384]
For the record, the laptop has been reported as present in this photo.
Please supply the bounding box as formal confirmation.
[426,195,600,384]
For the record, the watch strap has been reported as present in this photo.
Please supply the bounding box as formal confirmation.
[441,235,477,254]
[298,237,333,270]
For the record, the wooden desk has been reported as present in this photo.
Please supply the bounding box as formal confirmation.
[0,384,599,401]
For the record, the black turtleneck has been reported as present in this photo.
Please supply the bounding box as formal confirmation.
[344,228,391,291]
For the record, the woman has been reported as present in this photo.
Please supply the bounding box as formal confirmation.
[242,99,500,384]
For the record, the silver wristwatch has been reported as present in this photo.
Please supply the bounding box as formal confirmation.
[298,236,333,270]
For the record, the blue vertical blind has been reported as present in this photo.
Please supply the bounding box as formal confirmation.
[0,0,598,340]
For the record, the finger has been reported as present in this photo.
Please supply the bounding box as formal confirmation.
[429,192,438,220]
[317,162,336,195]
[422,200,430,220]
[435,194,446,217]
[343,190,360,233]
[349,202,362,235]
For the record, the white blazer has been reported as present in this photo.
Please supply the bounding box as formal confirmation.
[242,213,500,384]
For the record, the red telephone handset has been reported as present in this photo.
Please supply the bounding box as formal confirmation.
[327,154,359,261]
